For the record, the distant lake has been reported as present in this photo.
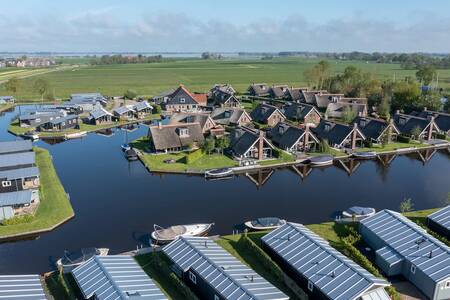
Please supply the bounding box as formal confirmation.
[0,106,449,274]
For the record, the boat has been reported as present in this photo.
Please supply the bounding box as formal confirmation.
[352,151,377,159]
[125,148,138,161]
[308,155,334,166]
[22,131,39,141]
[342,206,376,219]
[64,131,87,140]
[56,247,109,273]
[121,143,131,151]
[204,168,234,178]
[151,223,214,244]
[244,217,287,231]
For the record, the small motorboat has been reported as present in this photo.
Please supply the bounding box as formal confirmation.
[309,155,334,166]
[56,247,109,273]
[22,131,39,141]
[121,143,131,152]
[342,206,376,219]
[245,217,287,231]
[204,168,233,178]
[125,148,138,161]
[151,223,214,244]
[64,131,87,140]
[352,151,377,159]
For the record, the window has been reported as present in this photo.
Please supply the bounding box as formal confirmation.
[307,280,314,292]
[189,271,197,284]
[2,181,11,187]
[180,98,186,103]
[410,264,416,274]
[446,281,450,289]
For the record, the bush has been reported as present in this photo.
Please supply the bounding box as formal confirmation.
[153,105,162,114]
[273,148,295,162]
[1,214,34,226]
[364,139,373,148]
[435,132,447,139]
[397,134,411,143]
[184,149,204,164]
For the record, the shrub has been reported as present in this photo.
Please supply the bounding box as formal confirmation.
[435,132,447,139]
[273,148,295,162]
[397,134,411,143]
[184,149,204,164]
[364,139,373,148]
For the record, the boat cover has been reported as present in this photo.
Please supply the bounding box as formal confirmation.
[251,217,282,228]
[61,247,99,265]
[347,206,373,215]
[155,225,187,240]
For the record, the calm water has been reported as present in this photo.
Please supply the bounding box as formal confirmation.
[0,106,449,274]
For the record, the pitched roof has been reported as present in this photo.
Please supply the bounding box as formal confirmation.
[72,255,166,300]
[163,237,288,300]
[19,110,66,122]
[230,129,274,157]
[393,113,437,135]
[69,93,106,105]
[210,107,250,125]
[0,190,33,207]
[113,105,134,115]
[360,209,450,283]
[301,90,327,104]
[270,123,319,150]
[45,115,78,126]
[169,113,215,131]
[149,122,204,151]
[248,83,270,96]
[325,102,367,119]
[210,84,236,95]
[414,110,450,132]
[250,103,284,123]
[0,140,32,155]
[134,101,153,112]
[286,87,307,101]
[262,223,389,300]
[352,117,398,141]
[0,274,46,299]
[314,93,344,108]
[269,85,289,98]
[0,152,35,169]
[428,206,450,232]
[90,106,113,119]
[166,85,204,105]
[0,167,39,180]
[312,120,364,146]
[283,103,319,121]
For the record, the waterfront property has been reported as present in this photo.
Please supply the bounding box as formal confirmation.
[67,93,107,112]
[0,140,32,155]
[148,122,204,153]
[250,103,286,127]
[0,274,47,299]
[414,109,450,136]
[0,167,40,193]
[163,236,288,300]
[113,105,136,120]
[314,93,345,108]
[0,152,35,171]
[427,206,450,239]
[313,120,366,150]
[230,128,275,161]
[72,255,167,300]
[19,110,67,127]
[0,96,15,104]
[394,112,440,141]
[88,106,115,125]
[210,107,252,127]
[359,209,450,300]
[269,122,319,153]
[283,102,321,126]
[169,112,217,134]
[133,101,153,119]
[248,83,270,97]
[261,222,391,300]
[36,114,79,132]
[162,85,207,112]
[352,116,400,144]
[325,101,368,120]
[0,190,39,221]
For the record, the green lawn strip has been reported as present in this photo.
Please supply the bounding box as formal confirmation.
[356,142,429,153]
[0,147,74,237]
[135,252,198,300]
[308,148,347,158]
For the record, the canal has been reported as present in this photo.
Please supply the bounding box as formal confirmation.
[0,106,449,274]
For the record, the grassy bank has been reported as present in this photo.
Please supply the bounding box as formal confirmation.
[357,141,429,153]
[0,103,14,113]
[0,147,74,238]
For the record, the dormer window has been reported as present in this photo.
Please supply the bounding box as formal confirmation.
[360,119,367,127]
[278,125,286,134]
[177,128,189,137]
[180,98,186,103]
[224,111,231,118]
[399,117,406,125]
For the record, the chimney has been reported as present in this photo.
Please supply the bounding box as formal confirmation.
[429,250,433,258]
[304,125,310,151]
[158,121,163,129]
[258,131,264,160]
[351,123,358,150]
[427,116,434,140]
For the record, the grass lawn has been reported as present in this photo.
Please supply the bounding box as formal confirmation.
[0,147,74,238]
[308,148,347,158]
[356,141,429,153]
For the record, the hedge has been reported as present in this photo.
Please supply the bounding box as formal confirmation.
[184,149,204,164]
[435,132,447,139]
[397,134,411,143]
[273,148,295,161]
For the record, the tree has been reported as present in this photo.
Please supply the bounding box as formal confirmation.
[399,198,414,213]
[377,96,391,120]
[410,126,422,140]
[416,65,436,85]
[342,106,357,123]
[303,60,331,89]
[33,78,51,103]
[201,138,215,154]
[319,139,331,154]
[4,77,21,99]
[124,89,138,100]
[391,81,421,112]
[215,136,230,154]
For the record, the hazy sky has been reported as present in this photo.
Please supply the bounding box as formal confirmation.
[3,0,450,53]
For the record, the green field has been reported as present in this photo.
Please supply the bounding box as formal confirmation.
[2,57,450,101]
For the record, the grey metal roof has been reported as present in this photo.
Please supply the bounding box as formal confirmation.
[376,246,404,267]
[0,167,39,180]
[114,105,134,115]
[0,274,47,299]
[0,140,32,155]
[261,223,389,300]
[163,236,288,300]
[72,255,167,300]
[134,101,153,112]
[428,206,450,230]
[90,106,113,119]
[210,107,249,125]
[46,115,78,125]
[0,190,33,207]
[0,152,35,169]
[360,209,450,283]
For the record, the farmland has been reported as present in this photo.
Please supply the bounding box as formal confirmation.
[2,57,450,101]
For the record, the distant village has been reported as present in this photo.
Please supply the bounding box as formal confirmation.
[0,57,56,68]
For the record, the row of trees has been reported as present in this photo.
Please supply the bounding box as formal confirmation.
[4,77,54,102]
[90,54,164,65]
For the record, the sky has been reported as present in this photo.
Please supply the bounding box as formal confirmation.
[2,0,450,53]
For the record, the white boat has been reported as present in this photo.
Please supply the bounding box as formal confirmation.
[121,143,131,152]
[204,168,233,178]
[342,206,376,219]
[23,132,39,141]
[309,155,334,166]
[151,223,214,244]
[352,151,377,159]
[64,131,87,140]
[245,217,287,231]
[56,247,109,273]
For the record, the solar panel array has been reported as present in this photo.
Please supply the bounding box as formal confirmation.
[428,206,450,231]
[361,209,450,283]
[0,274,47,299]
[163,236,288,300]
[261,222,389,300]
[72,255,167,300]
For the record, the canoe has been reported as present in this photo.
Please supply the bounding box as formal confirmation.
[245,217,287,231]
[352,151,377,159]
[204,168,233,178]
[56,247,109,273]
[65,131,87,140]
[151,223,214,244]
[309,155,334,166]
[342,206,376,219]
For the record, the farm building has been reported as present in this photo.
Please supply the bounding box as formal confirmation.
[352,117,400,144]
[360,209,450,300]
[148,122,204,153]
[163,236,288,300]
[210,107,252,127]
[0,140,32,155]
[269,122,319,153]
[283,103,321,126]
[36,115,79,132]
[261,222,391,300]
[312,120,366,150]
[0,274,47,299]
[427,206,450,239]
[72,255,166,300]
[250,103,286,127]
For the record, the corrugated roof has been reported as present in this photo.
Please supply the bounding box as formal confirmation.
[72,255,166,300]
[0,140,32,155]
[113,105,134,115]
[376,246,404,266]
[0,190,33,207]
[261,223,389,300]
[0,152,35,169]
[0,274,46,299]
[134,101,153,111]
[163,236,288,300]
[90,106,113,119]
[360,209,450,283]
[0,167,39,180]
[428,206,450,230]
